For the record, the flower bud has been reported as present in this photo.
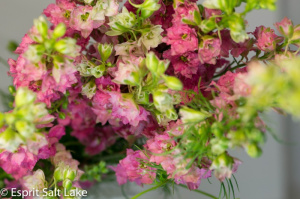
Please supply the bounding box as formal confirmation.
[63,179,73,191]
[210,138,230,155]
[53,23,67,39]
[24,44,45,63]
[98,43,113,62]
[108,7,136,33]
[146,52,159,74]
[8,85,16,95]
[166,108,178,120]
[179,106,211,123]
[82,81,96,99]
[15,120,35,138]
[15,87,36,108]
[275,17,294,39]
[136,92,150,105]
[54,38,80,57]
[91,65,106,78]
[0,127,24,152]
[34,16,48,39]
[291,25,300,45]
[162,75,183,91]
[58,112,66,119]
[246,143,262,158]
[64,169,77,181]
[153,91,173,112]
[54,167,64,182]
[200,18,216,33]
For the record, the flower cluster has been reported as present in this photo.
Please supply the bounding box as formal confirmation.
[1,0,300,198]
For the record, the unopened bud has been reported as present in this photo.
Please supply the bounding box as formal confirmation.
[63,179,73,191]
[34,16,48,39]
[15,87,36,108]
[246,143,262,158]
[53,23,67,39]
[98,43,113,62]
[162,75,183,91]
[179,106,211,123]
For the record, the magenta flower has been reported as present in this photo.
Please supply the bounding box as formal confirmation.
[0,147,38,180]
[164,50,200,79]
[274,17,294,38]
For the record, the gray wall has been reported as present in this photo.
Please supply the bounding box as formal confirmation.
[0,0,299,198]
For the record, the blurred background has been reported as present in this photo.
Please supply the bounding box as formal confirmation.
[0,0,299,198]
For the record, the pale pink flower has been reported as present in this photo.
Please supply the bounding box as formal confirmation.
[198,37,221,65]
[70,6,103,38]
[253,26,281,51]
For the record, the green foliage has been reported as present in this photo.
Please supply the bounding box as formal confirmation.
[80,161,108,182]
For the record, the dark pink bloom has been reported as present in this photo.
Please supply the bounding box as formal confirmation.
[162,24,198,56]
[0,147,38,180]
[164,50,200,78]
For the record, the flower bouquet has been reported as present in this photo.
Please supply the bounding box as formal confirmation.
[1,0,300,198]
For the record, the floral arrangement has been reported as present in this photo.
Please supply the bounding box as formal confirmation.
[1,0,300,198]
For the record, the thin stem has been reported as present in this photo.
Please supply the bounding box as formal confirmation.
[294,47,300,55]
[284,40,290,55]
[179,184,218,199]
[131,181,168,199]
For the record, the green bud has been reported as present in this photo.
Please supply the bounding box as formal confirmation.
[54,167,64,182]
[179,106,211,123]
[153,91,173,112]
[0,127,24,152]
[15,120,35,138]
[136,92,150,105]
[24,44,45,63]
[246,143,262,158]
[82,81,96,99]
[63,179,73,191]
[162,75,183,91]
[200,18,216,33]
[156,60,169,75]
[15,87,36,107]
[98,43,113,62]
[54,38,80,57]
[34,16,48,39]
[211,138,230,155]
[91,65,106,78]
[146,52,159,74]
[108,7,136,33]
[64,169,76,181]
[165,108,178,120]
[8,85,16,95]
[53,23,67,39]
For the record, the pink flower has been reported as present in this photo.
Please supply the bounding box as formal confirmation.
[253,26,281,51]
[44,0,77,26]
[274,17,294,38]
[114,149,156,185]
[164,50,200,78]
[162,24,198,56]
[172,1,199,25]
[146,133,176,164]
[198,37,221,65]
[70,6,103,38]
[0,147,38,180]
[150,3,173,31]
[15,34,34,55]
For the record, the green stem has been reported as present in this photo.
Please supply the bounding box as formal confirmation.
[131,181,168,199]
[179,184,218,199]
